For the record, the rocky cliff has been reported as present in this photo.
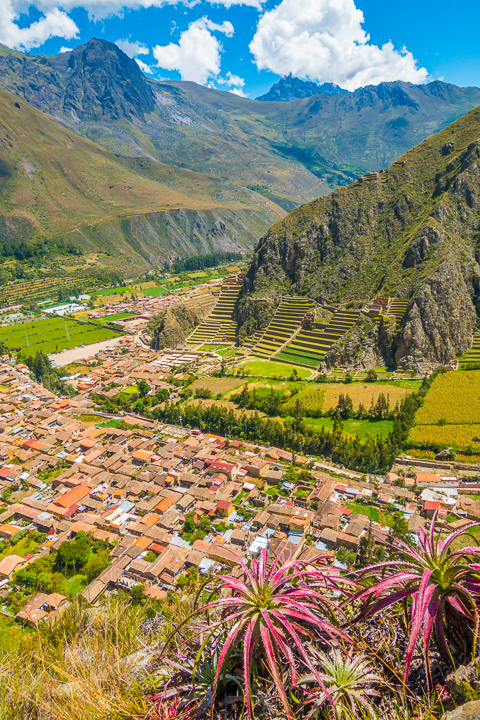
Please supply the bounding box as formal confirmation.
[0,39,155,122]
[256,75,347,101]
[241,106,480,370]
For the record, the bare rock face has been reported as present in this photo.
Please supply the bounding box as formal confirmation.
[394,254,476,371]
[441,700,480,720]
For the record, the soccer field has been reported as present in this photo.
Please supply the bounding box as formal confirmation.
[0,317,122,355]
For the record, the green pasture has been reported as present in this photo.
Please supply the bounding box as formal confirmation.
[239,360,311,380]
[305,416,393,440]
[0,317,122,355]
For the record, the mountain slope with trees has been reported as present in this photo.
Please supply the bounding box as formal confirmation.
[240,104,480,371]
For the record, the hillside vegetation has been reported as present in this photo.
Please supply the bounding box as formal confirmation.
[0,87,282,266]
[242,104,480,371]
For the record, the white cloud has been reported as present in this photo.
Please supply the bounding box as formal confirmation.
[10,0,264,23]
[0,0,78,51]
[115,38,150,58]
[216,71,247,96]
[60,46,72,52]
[229,86,247,97]
[135,58,154,74]
[153,17,233,85]
[249,0,429,91]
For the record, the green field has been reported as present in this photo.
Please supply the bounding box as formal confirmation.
[344,502,380,522]
[0,317,122,355]
[100,313,137,321]
[141,286,169,297]
[414,371,480,425]
[408,371,480,455]
[239,360,311,380]
[305,417,393,440]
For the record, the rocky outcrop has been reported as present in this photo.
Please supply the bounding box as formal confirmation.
[0,38,155,122]
[240,103,480,369]
[150,297,214,350]
[441,701,480,720]
[446,658,480,703]
[256,75,347,102]
[322,314,384,370]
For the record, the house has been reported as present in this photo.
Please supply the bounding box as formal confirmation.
[0,523,23,540]
[336,533,359,551]
[206,461,238,481]
[216,500,234,517]
[15,592,69,626]
[456,497,480,521]
[0,554,25,578]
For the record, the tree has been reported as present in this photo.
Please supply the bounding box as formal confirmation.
[130,583,147,605]
[182,515,196,536]
[366,369,377,382]
[85,553,109,583]
[136,379,150,398]
[56,531,90,571]
[355,521,376,568]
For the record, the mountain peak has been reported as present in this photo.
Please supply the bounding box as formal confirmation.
[58,38,155,121]
[256,75,348,102]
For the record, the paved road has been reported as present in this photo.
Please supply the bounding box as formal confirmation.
[49,336,125,366]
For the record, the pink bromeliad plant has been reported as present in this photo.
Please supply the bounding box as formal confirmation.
[164,548,351,719]
[348,512,480,687]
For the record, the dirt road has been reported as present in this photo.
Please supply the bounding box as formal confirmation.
[49,337,125,366]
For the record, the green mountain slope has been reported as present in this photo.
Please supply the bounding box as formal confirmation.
[241,105,480,371]
[0,39,479,206]
[0,88,283,267]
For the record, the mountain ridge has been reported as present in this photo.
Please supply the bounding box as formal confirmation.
[0,86,283,268]
[256,75,347,101]
[1,38,479,206]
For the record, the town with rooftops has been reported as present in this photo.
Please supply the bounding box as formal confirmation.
[0,291,478,632]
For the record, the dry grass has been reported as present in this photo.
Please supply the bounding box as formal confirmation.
[190,378,246,394]
[322,383,413,411]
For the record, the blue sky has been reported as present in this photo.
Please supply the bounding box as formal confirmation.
[3,0,480,99]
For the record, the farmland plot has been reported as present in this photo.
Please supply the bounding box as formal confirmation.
[414,371,480,425]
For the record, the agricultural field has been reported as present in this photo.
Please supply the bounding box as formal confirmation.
[239,360,312,380]
[414,371,480,425]
[323,383,414,411]
[281,382,414,416]
[190,378,246,395]
[0,317,122,355]
[409,424,480,449]
[304,417,393,440]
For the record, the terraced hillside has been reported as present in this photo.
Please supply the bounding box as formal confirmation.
[241,104,480,371]
[387,299,409,328]
[459,333,480,367]
[276,310,360,368]
[249,297,314,358]
[186,276,243,346]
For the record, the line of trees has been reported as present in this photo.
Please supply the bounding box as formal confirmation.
[170,251,244,274]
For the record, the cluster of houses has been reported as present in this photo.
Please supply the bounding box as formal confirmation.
[0,346,478,628]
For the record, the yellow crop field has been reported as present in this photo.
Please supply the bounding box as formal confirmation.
[414,371,480,425]
[409,424,480,448]
[322,383,413,411]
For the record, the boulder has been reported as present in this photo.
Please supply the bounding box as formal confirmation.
[441,700,480,720]
[446,659,480,702]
